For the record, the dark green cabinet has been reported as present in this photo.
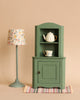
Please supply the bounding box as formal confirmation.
[32,23,65,89]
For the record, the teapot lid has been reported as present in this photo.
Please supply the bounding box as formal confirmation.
[48,32,54,34]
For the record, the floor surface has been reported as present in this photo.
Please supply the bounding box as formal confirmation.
[0,84,80,100]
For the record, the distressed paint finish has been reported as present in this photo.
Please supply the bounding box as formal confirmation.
[33,23,65,89]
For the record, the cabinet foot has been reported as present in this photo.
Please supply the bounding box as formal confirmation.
[61,89,62,93]
[33,86,38,89]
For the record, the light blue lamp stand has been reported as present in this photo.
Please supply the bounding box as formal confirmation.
[9,45,25,87]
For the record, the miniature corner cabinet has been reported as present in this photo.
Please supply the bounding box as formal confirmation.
[32,22,65,89]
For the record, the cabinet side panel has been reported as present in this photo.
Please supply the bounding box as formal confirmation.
[61,58,65,89]
[32,58,38,88]
[35,26,37,56]
[61,26,64,57]
[35,26,40,57]
[59,26,64,57]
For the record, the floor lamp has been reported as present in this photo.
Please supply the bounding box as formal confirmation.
[8,29,25,87]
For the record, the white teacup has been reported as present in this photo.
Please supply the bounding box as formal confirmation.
[43,50,53,57]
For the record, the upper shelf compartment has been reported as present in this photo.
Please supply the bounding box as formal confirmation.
[40,29,59,42]
[35,22,64,57]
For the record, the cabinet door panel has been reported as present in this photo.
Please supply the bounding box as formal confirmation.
[37,61,60,84]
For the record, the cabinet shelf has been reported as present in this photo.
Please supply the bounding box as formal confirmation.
[40,42,58,44]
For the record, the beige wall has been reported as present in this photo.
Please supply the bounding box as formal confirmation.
[0,0,80,86]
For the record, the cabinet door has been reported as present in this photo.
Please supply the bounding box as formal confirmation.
[37,61,60,84]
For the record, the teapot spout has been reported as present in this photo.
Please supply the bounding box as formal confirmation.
[43,34,46,40]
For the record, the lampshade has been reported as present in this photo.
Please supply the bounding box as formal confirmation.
[8,29,25,45]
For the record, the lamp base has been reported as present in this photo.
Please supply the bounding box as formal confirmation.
[9,80,25,88]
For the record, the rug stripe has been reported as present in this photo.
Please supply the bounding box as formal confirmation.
[24,86,72,93]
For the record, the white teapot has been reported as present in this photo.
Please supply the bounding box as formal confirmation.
[43,32,57,42]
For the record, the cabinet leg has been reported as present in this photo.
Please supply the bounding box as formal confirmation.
[33,86,38,93]
[33,86,38,89]
[61,89,62,93]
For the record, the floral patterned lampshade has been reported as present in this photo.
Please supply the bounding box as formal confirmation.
[8,29,25,45]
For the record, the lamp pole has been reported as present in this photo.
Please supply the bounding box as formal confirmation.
[9,45,24,87]
[16,45,18,81]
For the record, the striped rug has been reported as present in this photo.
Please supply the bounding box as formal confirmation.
[24,85,72,93]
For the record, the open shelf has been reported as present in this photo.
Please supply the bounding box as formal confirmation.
[40,42,58,44]
[35,23,64,57]
[40,44,58,57]
[39,28,59,57]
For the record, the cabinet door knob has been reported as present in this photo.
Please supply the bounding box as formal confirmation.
[38,71,40,74]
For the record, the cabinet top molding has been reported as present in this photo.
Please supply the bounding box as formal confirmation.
[36,22,64,27]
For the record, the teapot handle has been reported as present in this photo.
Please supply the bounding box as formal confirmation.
[55,35,57,41]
